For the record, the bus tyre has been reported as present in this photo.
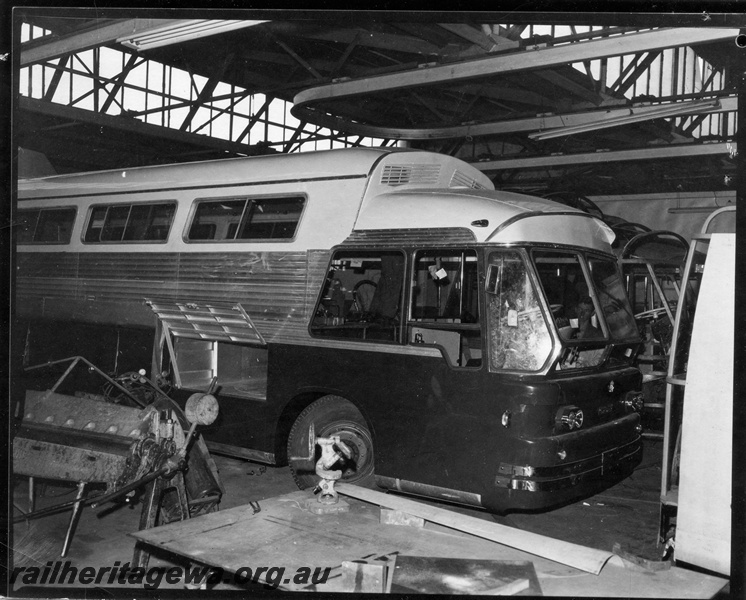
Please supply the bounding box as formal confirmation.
[287,395,375,490]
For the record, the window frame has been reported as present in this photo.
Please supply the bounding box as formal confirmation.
[184,194,307,243]
[407,247,483,369]
[309,247,407,344]
[82,200,176,244]
[17,206,77,245]
[485,248,556,374]
[408,248,481,325]
[531,248,609,340]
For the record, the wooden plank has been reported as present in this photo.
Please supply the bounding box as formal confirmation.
[337,483,622,575]
[131,490,570,591]
[130,490,729,597]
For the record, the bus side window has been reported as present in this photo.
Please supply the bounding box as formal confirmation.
[187,196,304,242]
[408,249,482,367]
[84,202,175,243]
[310,250,405,342]
[17,207,76,244]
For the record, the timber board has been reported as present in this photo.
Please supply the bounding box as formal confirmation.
[131,489,728,597]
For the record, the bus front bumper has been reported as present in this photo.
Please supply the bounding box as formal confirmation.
[494,435,642,493]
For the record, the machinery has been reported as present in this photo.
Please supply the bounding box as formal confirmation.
[314,436,353,506]
[289,423,354,514]
[12,356,223,567]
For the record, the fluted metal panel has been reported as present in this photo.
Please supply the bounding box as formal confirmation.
[78,279,177,303]
[17,253,80,278]
[174,252,310,329]
[17,250,324,344]
[16,254,80,304]
[78,252,179,280]
[16,279,78,299]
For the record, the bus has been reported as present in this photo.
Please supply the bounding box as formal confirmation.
[14,147,644,513]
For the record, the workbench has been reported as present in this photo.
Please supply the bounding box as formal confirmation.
[132,488,728,597]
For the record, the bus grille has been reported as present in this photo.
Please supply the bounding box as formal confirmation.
[380,164,441,186]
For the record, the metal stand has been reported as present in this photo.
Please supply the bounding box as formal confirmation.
[61,482,87,557]
[133,471,191,569]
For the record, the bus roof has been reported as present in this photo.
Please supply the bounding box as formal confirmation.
[18,147,491,198]
[17,148,613,251]
[18,147,392,196]
[356,188,616,249]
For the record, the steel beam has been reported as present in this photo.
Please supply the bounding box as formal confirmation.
[42,55,69,102]
[18,95,265,156]
[294,28,739,106]
[439,23,497,51]
[293,94,737,141]
[20,19,183,66]
[100,54,142,114]
[533,69,605,105]
[472,141,736,171]
[179,53,235,132]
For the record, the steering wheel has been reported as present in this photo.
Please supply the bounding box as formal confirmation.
[635,307,668,320]
[352,279,377,313]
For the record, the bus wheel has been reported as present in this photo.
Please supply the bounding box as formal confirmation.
[287,395,375,489]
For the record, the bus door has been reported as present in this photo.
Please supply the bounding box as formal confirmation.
[378,248,486,490]
[146,299,272,453]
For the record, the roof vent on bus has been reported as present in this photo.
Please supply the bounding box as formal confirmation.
[450,169,487,190]
[380,164,441,186]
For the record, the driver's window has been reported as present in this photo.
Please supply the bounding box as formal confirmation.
[310,250,404,342]
[533,250,603,341]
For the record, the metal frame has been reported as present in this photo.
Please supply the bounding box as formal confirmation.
[658,206,736,540]
[17,18,738,191]
[20,22,386,154]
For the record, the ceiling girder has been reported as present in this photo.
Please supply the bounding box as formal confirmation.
[302,27,442,56]
[617,51,661,95]
[411,91,449,121]
[179,53,235,132]
[293,94,736,141]
[282,120,307,153]
[533,70,605,105]
[473,141,735,171]
[191,89,254,136]
[268,31,323,80]
[294,27,739,108]
[20,19,184,66]
[457,82,554,108]
[17,16,738,197]
[504,24,528,40]
[42,54,69,102]
[682,112,710,136]
[100,53,141,113]
[330,32,361,78]
[438,23,491,50]
[481,25,521,50]
[18,95,265,156]
[235,96,273,143]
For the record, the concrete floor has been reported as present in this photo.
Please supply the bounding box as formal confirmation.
[10,437,728,596]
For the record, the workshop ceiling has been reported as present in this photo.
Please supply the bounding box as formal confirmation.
[14,11,742,197]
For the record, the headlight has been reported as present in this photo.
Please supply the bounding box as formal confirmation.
[556,406,584,430]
